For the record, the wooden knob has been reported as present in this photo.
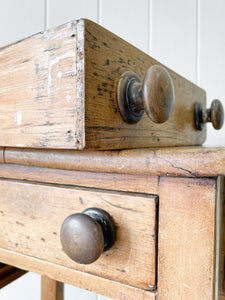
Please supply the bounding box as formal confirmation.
[117,65,175,124]
[195,99,224,130]
[60,208,116,265]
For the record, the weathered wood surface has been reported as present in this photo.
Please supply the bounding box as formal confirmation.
[0,152,223,298]
[0,20,83,149]
[0,179,158,290]
[158,177,218,299]
[84,19,206,149]
[41,276,64,300]
[0,263,26,289]
[4,147,225,177]
[0,18,206,150]
[0,164,159,195]
[0,249,156,300]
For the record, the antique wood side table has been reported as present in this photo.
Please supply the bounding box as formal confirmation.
[0,19,224,300]
[0,147,224,300]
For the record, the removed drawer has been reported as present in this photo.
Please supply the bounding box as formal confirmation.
[0,179,158,290]
[0,19,209,150]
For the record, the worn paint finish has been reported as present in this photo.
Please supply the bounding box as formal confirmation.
[47,49,76,94]
[14,109,22,126]
[0,21,80,149]
[75,19,85,148]
[0,19,206,150]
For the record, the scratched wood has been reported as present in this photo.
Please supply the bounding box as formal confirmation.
[0,19,206,150]
[84,19,206,149]
[4,147,225,178]
[0,179,158,290]
[0,249,156,300]
[0,20,84,149]
[0,164,159,195]
[158,177,218,299]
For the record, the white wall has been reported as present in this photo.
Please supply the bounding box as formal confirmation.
[0,0,224,299]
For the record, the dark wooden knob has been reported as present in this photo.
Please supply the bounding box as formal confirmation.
[195,99,224,130]
[60,208,116,265]
[117,65,175,124]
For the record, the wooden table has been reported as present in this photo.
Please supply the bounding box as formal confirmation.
[0,146,224,300]
[0,16,224,300]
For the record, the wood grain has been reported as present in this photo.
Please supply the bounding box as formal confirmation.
[84,19,206,149]
[0,147,4,163]
[158,177,217,299]
[0,164,159,195]
[41,276,64,300]
[0,263,26,289]
[0,248,156,300]
[4,147,225,177]
[0,179,158,290]
[0,18,206,150]
[0,20,84,149]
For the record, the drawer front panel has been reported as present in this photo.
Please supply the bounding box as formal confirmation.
[0,179,158,290]
[84,19,206,150]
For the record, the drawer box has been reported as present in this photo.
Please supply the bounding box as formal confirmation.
[0,179,158,290]
[0,19,206,150]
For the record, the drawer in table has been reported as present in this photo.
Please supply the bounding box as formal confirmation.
[0,179,158,290]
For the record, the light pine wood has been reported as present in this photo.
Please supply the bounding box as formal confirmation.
[0,164,159,194]
[41,276,64,300]
[0,21,83,149]
[0,19,206,150]
[158,177,218,299]
[0,263,26,289]
[84,19,206,149]
[0,148,224,298]
[0,248,156,300]
[0,179,157,290]
[4,147,225,177]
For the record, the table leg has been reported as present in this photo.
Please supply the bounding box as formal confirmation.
[41,276,64,300]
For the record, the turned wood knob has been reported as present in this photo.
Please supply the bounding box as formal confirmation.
[60,208,116,265]
[195,99,224,130]
[117,65,175,124]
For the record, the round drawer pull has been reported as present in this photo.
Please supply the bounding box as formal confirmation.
[60,207,116,265]
[117,65,175,124]
[195,99,224,130]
